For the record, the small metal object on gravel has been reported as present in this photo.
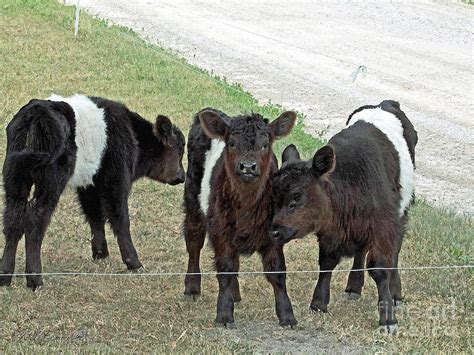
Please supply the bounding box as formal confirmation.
[351,65,367,82]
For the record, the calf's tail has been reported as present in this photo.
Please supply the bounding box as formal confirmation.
[4,105,69,175]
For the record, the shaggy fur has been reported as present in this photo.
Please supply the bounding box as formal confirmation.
[183,108,297,327]
[270,100,417,331]
[0,96,185,290]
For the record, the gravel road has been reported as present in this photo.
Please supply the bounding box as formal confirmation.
[67,0,473,215]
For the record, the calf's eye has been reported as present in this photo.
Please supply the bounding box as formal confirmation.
[261,143,268,150]
[288,200,297,209]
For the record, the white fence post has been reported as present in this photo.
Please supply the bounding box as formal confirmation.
[74,0,81,38]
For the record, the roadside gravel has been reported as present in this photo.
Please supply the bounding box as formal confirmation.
[67,0,474,215]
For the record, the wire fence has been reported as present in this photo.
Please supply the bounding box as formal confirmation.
[3,264,473,278]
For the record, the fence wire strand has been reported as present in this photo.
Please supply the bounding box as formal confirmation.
[3,264,472,278]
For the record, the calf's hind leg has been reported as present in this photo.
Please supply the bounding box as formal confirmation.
[24,174,69,290]
[230,264,241,303]
[367,247,397,332]
[345,248,365,300]
[389,232,403,306]
[183,208,206,300]
[77,186,108,260]
[0,180,32,286]
[390,217,407,306]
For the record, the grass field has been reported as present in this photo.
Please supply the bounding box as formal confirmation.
[0,0,472,352]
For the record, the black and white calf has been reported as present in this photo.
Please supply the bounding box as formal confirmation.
[270,100,417,331]
[0,94,185,290]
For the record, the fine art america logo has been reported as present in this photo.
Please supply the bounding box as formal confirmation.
[375,298,464,338]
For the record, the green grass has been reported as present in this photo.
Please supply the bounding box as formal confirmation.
[0,0,472,352]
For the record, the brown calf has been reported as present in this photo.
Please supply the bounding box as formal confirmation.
[183,108,296,327]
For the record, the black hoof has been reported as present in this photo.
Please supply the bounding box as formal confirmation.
[279,317,298,328]
[129,266,145,274]
[216,313,235,328]
[184,292,200,302]
[394,299,403,308]
[26,278,43,291]
[216,320,236,329]
[0,275,13,287]
[310,303,328,313]
[378,323,398,334]
[184,278,201,300]
[92,239,109,260]
[92,250,109,260]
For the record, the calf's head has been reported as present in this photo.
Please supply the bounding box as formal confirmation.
[147,115,186,185]
[270,144,336,245]
[199,109,296,184]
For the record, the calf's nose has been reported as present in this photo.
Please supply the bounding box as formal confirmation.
[238,161,257,174]
[168,169,185,185]
[269,224,296,245]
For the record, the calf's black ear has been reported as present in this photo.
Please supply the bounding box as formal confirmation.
[312,145,336,178]
[270,111,296,139]
[282,144,301,164]
[199,110,229,139]
[154,115,173,143]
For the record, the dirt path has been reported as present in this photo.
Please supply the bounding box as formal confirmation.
[67,0,473,215]
[206,321,364,353]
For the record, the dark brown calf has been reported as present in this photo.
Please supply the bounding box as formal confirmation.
[183,108,296,327]
[280,145,367,301]
[270,100,417,332]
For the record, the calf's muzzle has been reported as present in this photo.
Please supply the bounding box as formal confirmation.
[236,160,260,182]
[269,224,297,245]
[168,168,186,185]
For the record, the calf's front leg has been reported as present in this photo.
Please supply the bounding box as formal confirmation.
[214,243,238,327]
[260,243,297,327]
[310,248,340,313]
